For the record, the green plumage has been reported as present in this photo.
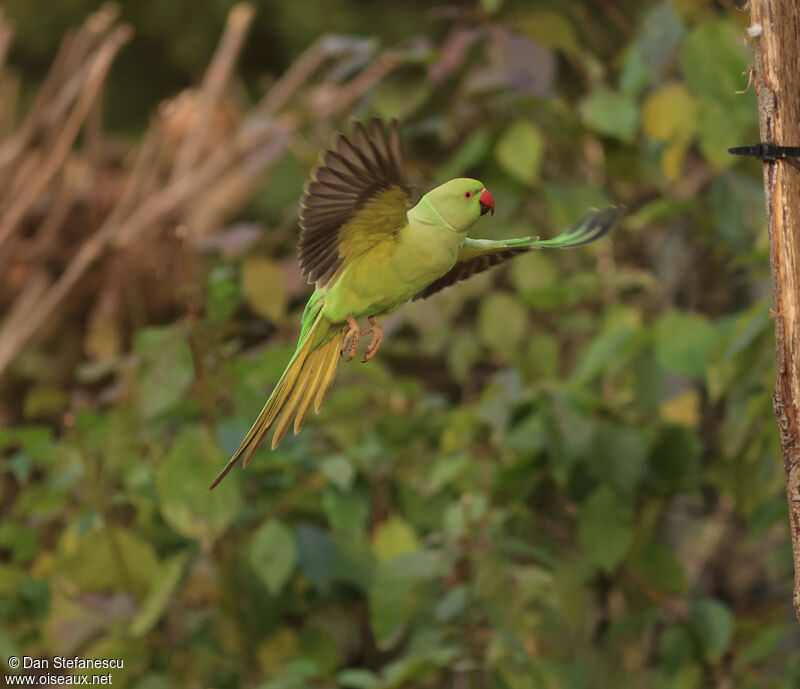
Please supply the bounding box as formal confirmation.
[209,119,621,490]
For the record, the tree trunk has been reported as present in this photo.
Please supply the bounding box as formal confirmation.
[750,0,800,620]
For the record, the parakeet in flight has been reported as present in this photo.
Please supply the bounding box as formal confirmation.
[209,119,621,490]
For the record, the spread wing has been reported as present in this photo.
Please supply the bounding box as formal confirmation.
[298,118,411,286]
[413,205,622,301]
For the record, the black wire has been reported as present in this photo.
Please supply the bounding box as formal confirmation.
[728,142,800,161]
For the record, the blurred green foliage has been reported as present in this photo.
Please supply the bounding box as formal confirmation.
[4,0,800,688]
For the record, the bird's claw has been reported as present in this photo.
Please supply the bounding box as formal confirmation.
[340,316,383,362]
[361,317,383,363]
[341,315,360,362]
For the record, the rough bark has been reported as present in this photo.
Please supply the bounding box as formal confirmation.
[750,0,800,619]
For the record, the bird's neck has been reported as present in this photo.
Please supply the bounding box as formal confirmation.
[409,196,466,233]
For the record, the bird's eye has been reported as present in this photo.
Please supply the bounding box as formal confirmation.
[463,191,472,199]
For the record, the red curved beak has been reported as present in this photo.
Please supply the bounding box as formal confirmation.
[479,187,494,216]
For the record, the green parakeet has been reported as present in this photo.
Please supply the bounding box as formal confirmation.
[209,119,621,489]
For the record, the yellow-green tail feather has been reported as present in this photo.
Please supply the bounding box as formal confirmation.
[208,315,343,491]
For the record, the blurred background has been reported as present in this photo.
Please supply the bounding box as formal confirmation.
[1,0,795,687]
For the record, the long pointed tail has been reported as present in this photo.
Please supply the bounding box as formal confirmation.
[208,315,343,491]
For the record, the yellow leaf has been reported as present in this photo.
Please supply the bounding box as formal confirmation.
[23,386,68,419]
[660,389,700,428]
[257,627,297,674]
[661,138,690,183]
[242,257,287,321]
[84,310,121,360]
[518,11,579,56]
[371,517,418,563]
[0,564,24,595]
[642,82,697,143]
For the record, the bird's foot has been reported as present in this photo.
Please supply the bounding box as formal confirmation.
[341,315,361,362]
[361,317,383,363]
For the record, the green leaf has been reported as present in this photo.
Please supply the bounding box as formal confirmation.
[709,172,764,250]
[435,128,491,183]
[619,44,656,98]
[206,266,241,324]
[681,20,749,106]
[18,576,49,618]
[322,489,368,542]
[545,183,611,228]
[380,645,460,686]
[132,676,171,689]
[436,585,466,622]
[521,332,561,381]
[297,627,340,675]
[707,299,771,402]
[478,293,528,360]
[0,523,39,564]
[655,310,720,378]
[577,487,632,572]
[571,307,639,384]
[546,392,596,486]
[320,456,355,490]
[690,597,734,661]
[373,72,431,120]
[503,412,546,452]
[659,624,698,673]
[336,669,378,689]
[580,89,639,142]
[749,496,787,541]
[156,426,240,546]
[624,197,698,232]
[629,542,686,595]
[0,635,20,671]
[253,152,308,218]
[495,120,543,185]
[635,2,684,72]
[481,0,504,13]
[295,524,337,591]
[242,257,288,322]
[369,551,440,648]
[650,426,702,491]
[134,326,194,419]
[54,526,160,597]
[250,520,298,595]
[696,97,756,169]
[371,517,419,563]
[130,551,191,636]
[446,330,482,382]
[510,251,556,293]
[588,423,651,497]
[443,493,487,535]
[619,2,685,100]
[738,625,784,665]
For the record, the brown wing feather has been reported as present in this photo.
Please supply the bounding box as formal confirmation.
[298,118,410,286]
[412,248,527,301]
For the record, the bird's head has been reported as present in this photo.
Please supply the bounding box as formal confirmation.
[422,178,494,231]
